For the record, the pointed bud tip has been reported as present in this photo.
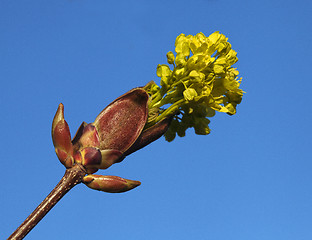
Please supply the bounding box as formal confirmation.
[59,102,64,109]
[55,103,65,119]
[52,103,65,134]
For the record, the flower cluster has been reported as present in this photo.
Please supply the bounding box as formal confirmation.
[144,31,244,141]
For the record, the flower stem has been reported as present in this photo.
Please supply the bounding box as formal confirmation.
[155,99,184,122]
[8,164,86,240]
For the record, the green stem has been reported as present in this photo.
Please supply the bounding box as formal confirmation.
[7,164,86,240]
[155,98,184,123]
[149,92,163,108]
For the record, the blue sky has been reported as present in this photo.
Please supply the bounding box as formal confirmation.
[1,1,312,239]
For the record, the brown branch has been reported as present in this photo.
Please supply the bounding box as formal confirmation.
[8,164,86,240]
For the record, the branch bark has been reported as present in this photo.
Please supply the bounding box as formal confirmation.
[8,164,86,240]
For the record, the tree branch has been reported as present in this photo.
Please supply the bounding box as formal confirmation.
[8,164,86,240]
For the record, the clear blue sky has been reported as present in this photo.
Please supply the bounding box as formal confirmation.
[1,1,312,239]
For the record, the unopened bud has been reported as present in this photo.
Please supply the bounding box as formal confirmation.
[83,175,141,193]
[52,103,74,168]
[78,124,100,148]
[167,51,175,64]
[79,147,102,167]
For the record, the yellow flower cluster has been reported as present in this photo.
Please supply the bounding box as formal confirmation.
[144,31,244,141]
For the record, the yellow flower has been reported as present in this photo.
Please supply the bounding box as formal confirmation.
[144,31,244,141]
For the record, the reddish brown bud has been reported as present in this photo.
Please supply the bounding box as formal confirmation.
[79,147,102,167]
[94,88,149,153]
[78,124,100,148]
[76,147,123,172]
[83,175,141,193]
[52,103,74,168]
[51,88,168,170]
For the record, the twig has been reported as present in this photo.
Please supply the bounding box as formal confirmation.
[8,164,86,240]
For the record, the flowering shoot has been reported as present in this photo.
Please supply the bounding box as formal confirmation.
[144,31,244,141]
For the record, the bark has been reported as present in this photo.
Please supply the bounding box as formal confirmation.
[8,164,86,240]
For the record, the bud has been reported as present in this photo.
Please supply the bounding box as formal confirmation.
[78,124,100,148]
[93,88,149,153]
[79,147,102,167]
[166,51,175,64]
[52,103,74,168]
[83,175,141,193]
[52,87,173,173]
